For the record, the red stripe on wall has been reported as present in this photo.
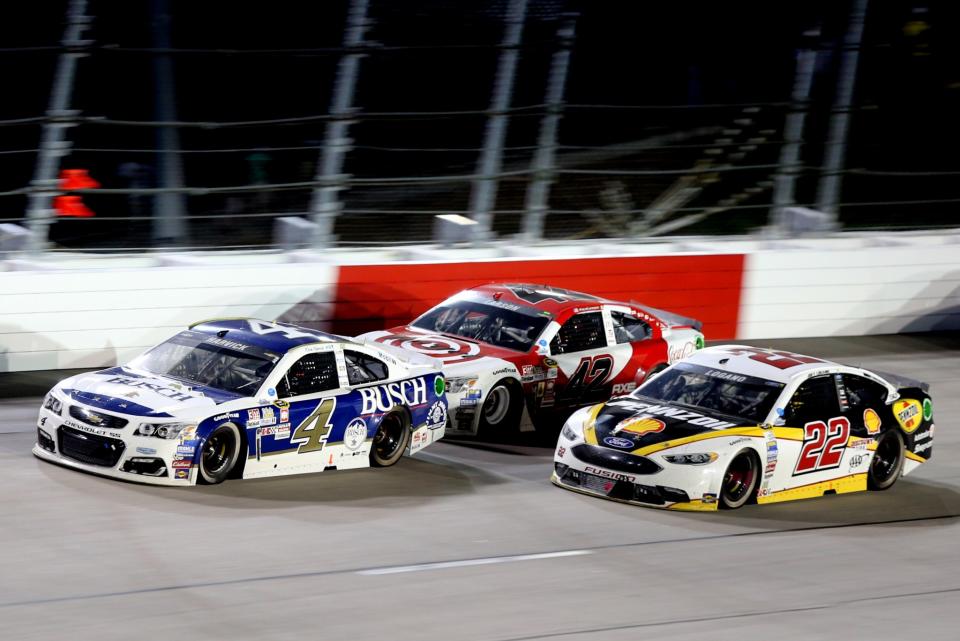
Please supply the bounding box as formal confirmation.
[332,254,745,340]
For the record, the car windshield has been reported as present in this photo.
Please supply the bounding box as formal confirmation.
[634,362,785,423]
[129,330,277,395]
[411,300,550,352]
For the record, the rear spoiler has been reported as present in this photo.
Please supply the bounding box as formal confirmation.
[869,369,930,393]
[632,302,703,332]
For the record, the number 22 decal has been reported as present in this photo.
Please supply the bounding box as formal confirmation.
[794,416,850,475]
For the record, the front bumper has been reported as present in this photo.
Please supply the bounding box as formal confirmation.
[552,435,720,511]
[33,406,196,487]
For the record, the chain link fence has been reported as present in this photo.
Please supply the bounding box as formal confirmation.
[2,1,959,252]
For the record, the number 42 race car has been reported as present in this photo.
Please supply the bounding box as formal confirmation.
[554,345,934,510]
[360,283,704,436]
[34,319,448,485]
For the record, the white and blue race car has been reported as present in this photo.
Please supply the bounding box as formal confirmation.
[33,319,447,485]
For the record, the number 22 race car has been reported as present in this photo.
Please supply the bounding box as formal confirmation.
[553,345,934,510]
[360,283,704,436]
[34,319,447,485]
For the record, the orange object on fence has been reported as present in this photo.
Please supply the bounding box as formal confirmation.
[55,168,99,217]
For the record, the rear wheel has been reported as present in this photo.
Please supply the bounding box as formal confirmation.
[720,450,759,509]
[645,363,668,381]
[371,411,410,467]
[198,424,242,485]
[868,429,904,490]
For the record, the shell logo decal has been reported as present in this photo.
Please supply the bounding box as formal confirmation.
[615,416,666,437]
[893,399,923,432]
[863,408,882,435]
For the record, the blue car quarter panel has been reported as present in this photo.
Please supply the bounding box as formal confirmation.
[236,372,447,479]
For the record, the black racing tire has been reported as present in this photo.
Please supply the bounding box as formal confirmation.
[370,411,410,467]
[645,363,669,382]
[478,379,523,437]
[720,449,760,510]
[198,423,242,485]
[868,429,905,491]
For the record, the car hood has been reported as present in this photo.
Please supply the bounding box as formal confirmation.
[589,396,753,451]
[58,367,241,419]
[362,327,526,370]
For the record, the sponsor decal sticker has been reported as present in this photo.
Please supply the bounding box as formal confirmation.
[175,469,189,480]
[603,436,636,449]
[702,493,717,504]
[343,418,367,451]
[359,378,428,414]
[176,445,195,455]
[893,399,923,432]
[923,398,933,421]
[611,382,637,395]
[584,466,635,483]
[615,416,666,437]
[280,407,289,423]
[614,401,739,430]
[556,446,566,458]
[426,400,447,430]
[171,456,192,469]
[260,406,277,427]
[863,408,882,435]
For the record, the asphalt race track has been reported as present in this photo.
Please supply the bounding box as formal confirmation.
[2,335,958,641]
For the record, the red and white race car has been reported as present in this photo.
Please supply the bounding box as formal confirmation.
[358,284,704,436]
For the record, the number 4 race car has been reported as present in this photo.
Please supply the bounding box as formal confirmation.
[553,345,934,510]
[34,319,447,485]
[359,283,704,437]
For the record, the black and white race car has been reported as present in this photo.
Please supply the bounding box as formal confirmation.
[553,345,934,510]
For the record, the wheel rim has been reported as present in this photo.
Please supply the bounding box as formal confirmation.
[202,429,235,476]
[722,454,756,504]
[374,414,404,460]
[871,433,900,482]
[483,386,511,425]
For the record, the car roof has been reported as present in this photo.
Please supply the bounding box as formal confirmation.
[188,318,352,354]
[459,284,700,330]
[682,345,843,384]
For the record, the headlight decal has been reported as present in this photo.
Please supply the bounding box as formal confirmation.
[135,422,196,439]
[43,392,63,416]
[664,452,719,465]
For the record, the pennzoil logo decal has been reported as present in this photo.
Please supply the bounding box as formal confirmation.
[893,399,923,432]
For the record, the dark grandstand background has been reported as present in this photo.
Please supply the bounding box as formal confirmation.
[2,0,958,246]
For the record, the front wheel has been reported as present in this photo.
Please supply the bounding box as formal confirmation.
[720,450,759,509]
[478,380,522,436]
[198,424,242,485]
[868,429,904,490]
[370,411,410,467]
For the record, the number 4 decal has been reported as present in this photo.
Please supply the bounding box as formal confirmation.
[794,416,850,475]
[292,398,336,454]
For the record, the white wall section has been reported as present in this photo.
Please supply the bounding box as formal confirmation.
[738,236,960,338]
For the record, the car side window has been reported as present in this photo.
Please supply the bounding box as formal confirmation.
[277,352,339,398]
[783,375,840,426]
[840,374,888,410]
[550,312,606,354]
[611,311,652,344]
[344,350,389,386]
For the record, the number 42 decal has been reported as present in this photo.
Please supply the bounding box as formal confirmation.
[794,416,850,475]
